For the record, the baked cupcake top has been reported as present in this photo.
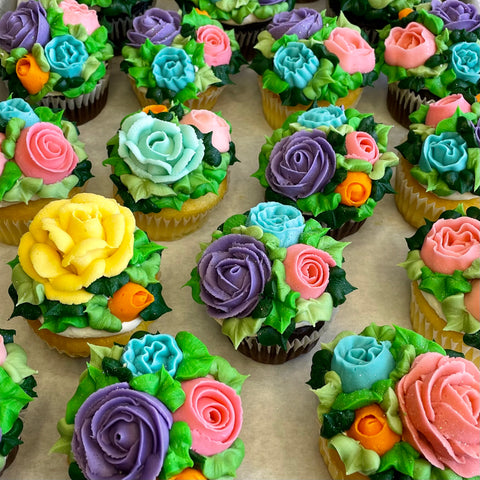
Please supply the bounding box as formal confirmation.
[121,9,245,106]
[253,106,399,230]
[308,323,480,479]
[0,97,92,204]
[396,95,480,198]
[250,9,378,107]
[0,328,37,473]
[52,330,247,480]
[400,206,480,348]
[8,192,170,337]
[0,0,114,102]
[187,201,355,349]
[104,104,238,214]
[376,4,480,102]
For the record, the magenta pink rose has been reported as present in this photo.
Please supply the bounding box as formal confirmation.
[196,24,232,67]
[384,22,436,69]
[58,0,100,35]
[14,122,78,184]
[425,94,472,127]
[344,131,379,165]
[283,244,336,299]
[396,352,480,478]
[420,217,480,275]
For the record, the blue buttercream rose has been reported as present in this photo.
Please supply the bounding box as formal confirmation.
[419,131,468,173]
[246,201,305,248]
[121,333,183,377]
[450,42,480,84]
[0,98,39,127]
[331,335,396,393]
[44,35,88,78]
[274,42,320,89]
[297,106,347,129]
[152,47,195,93]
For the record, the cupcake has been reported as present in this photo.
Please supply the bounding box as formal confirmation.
[308,323,480,480]
[0,0,114,125]
[187,201,355,364]
[250,9,378,130]
[104,104,238,241]
[121,9,246,111]
[51,330,246,480]
[253,106,399,239]
[0,97,93,245]
[0,328,37,476]
[8,192,171,357]
[377,4,480,128]
[395,95,480,227]
[400,207,480,366]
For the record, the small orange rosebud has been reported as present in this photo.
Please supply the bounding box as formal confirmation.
[398,8,414,19]
[476,93,480,103]
[108,282,154,322]
[335,171,372,207]
[142,104,168,114]
[16,54,49,95]
[169,468,207,480]
[194,7,210,16]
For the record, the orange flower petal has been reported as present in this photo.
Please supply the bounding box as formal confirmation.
[398,8,414,19]
[169,468,207,480]
[108,282,154,322]
[16,54,49,95]
[194,7,210,16]
[335,171,372,207]
[142,104,168,114]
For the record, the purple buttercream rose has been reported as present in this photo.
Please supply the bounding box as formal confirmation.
[198,234,272,319]
[267,8,323,40]
[72,383,173,480]
[431,0,480,32]
[259,0,285,4]
[265,129,336,201]
[127,8,181,47]
[0,0,50,52]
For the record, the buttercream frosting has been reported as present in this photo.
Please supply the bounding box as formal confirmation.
[425,94,472,127]
[58,0,100,35]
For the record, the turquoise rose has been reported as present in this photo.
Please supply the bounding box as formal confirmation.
[450,42,480,84]
[246,201,305,248]
[273,42,319,89]
[121,333,183,377]
[151,46,195,93]
[331,335,396,393]
[0,98,39,127]
[117,111,205,184]
[419,131,468,173]
[44,34,88,78]
[297,106,347,129]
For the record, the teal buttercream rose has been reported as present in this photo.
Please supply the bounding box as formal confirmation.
[151,47,195,93]
[450,42,480,84]
[419,131,468,173]
[331,335,396,393]
[44,34,88,78]
[273,42,320,89]
[0,98,39,127]
[297,106,347,129]
[121,333,183,378]
[117,111,205,184]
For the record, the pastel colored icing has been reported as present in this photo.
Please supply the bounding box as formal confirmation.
[58,0,100,36]
[425,94,472,127]
[196,24,232,67]
[0,133,8,175]
[0,98,40,127]
[267,8,323,40]
[344,131,379,165]
[465,279,480,320]
[0,336,6,365]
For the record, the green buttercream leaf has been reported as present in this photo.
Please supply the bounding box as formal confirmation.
[380,387,403,435]
[463,258,480,280]
[186,267,203,305]
[120,174,176,201]
[312,370,342,419]
[2,177,43,203]
[321,331,356,353]
[160,421,193,480]
[442,293,480,334]
[221,317,264,349]
[125,253,161,287]
[391,325,445,361]
[370,153,399,181]
[307,349,333,389]
[419,267,472,302]
[11,263,45,305]
[467,147,480,191]
[200,438,245,480]
[263,289,299,334]
[389,344,417,385]
[297,192,342,217]
[378,441,420,477]
[412,458,433,480]
[130,229,164,265]
[36,175,79,199]
[2,118,24,159]
[2,343,37,384]
[411,166,453,196]
[321,409,355,439]
[360,323,396,343]
[295,293,333,326]
[85,295,122,332]
[88,344,123,370]
[332,379,393,410]
[315,236,349,267]
[209,356,248,395]
[262,69,289,94]
[140,282,171,321]
[337,155,373,174]
[325,266,356,307]
[0,161,22,200]
[50,417,74,456]
[85,272,129,296]
[0,368,32,434]
[254,30,275,58]
[0,417,23,458]
[398,250,424,281]
[174,331,215,381]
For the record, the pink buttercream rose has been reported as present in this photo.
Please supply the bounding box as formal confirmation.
[420,217,480,275]
[59,0,100,36]
[0,133,9,175]
[425,94,472,127]
[464,279,480,320]
[384,22,436,69]
[180,109,231,153]
[344,131,379,165]
[283,243,336,299]
[173,377,243,456]
[323,27,375,74]
[14,122,78,184]
[196,24,232,67]
[396,352,480,478]
[0,336,7,365]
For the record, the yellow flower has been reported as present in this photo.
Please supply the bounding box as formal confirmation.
[18,193,135,305]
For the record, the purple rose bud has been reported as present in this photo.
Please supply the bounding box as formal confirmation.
[259,0,285,5]
[267,8,323,40]
[472,119,480,146]
[127,8,181,47]
[72,383,172,480]
[198,234,272,319]
[431,0,480,32]
[265,129,337,201]
[0,0,50,52]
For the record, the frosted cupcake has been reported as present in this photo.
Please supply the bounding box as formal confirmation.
[52,330,246,480]
[104,104,237,241]
[0,0,114,124]
[395,94,480,227]
[187,201,355,364]
[253,106,399,239]
[8,193,170,357]
[308,323,480,480]
[400,207,480,366]
[0,97,92,245]
[250,9,378,130]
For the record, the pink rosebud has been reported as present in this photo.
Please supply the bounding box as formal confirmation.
[196,24,232,67]
[344,131,379,165]
[0,133,9,175]
[59,0,100,36]
[425,94,472,127]
[465,279,480,320]
[0,336,7,365]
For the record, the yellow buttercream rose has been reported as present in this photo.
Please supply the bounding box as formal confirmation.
[18,193,135,305]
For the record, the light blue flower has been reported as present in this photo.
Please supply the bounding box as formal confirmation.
[419,131,468,173]
[152,47,195,93]
[298,106,347,129]
[0,98,39,127]
[450,42,480,84]
[44,34,88,78]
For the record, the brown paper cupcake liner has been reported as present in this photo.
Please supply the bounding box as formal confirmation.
[0,445,19,478]
[222,20,270,61]
[321,219,366,240]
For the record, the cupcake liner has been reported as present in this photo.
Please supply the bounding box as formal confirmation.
[0,445,19,478]
[321,219,366,240]
[222,20,270,62]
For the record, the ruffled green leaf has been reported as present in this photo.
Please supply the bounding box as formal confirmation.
[140,282,171,321]
[419,267,472,302]
[88,344,123,370]
[398,250,424,281]
[360,323,396,343]
[200,438,245,480]
[321,409,355,439]
[2,343,37,384]
[307,349,333,389]
[160,421,193,480]
[312,370,342,419]
[85,272,129,297]
[85,295,122,332]
[175,331,215,381]
[119,174,177,201]
[297,192,342,217]
[332,379,393,411]
[221,317,264,349]
[295,293,333,326]
[380,387,403,435]
[125,253,161,287]
[11,263,45,305]
[442,293,480,334]
[209,356,248,395]
[130,229,164,265]
[378,441,420,477]
[50,417,74,457]
[0,161,23,200]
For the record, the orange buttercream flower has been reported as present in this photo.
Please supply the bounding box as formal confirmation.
[346,404,401,456]
[194,7,210,16]
[335,171,372,207]
[142,104,168,114]
[16,54,49,95]
[108,282,154,322]
[398,8,413,19]
[476,93,480,103]
[169,468,207,480]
